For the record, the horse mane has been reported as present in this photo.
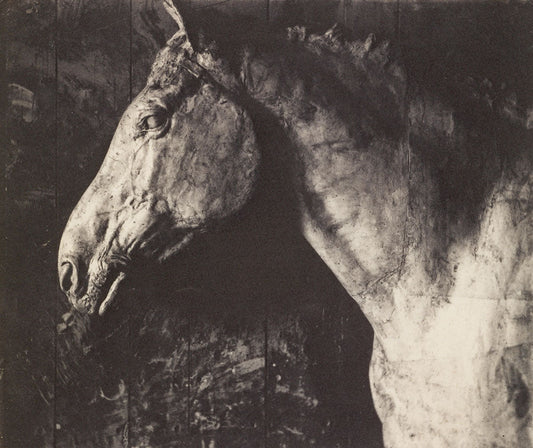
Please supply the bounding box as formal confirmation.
[283,23,532,241]
[148,10,530,187]
[159,5,529,133]
[287,24,396,72]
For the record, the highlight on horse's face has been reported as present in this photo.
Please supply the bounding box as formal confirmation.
[58,32,259,315]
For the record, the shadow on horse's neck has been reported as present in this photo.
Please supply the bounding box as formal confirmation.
[121,97,307,316]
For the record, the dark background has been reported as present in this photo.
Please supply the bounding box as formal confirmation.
[1,0,532,447]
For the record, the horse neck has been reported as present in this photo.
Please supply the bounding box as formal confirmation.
[229,40,411,301]
[224,37,532,312]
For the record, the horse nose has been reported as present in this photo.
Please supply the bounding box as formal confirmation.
[59,260,79,295]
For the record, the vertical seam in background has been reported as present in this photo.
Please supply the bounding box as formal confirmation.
[343,0,347,27]
[129,0,133,103]
[53,0,59,446]
[396,0,401,41]
[398,0,411,275]
[187,309,191,438]
[127,1,133,447]
[263,308,268,448]
[264,1,270,439]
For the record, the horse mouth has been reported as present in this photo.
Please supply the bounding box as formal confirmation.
[69,232,195,316]
[77,267,128,316]
[97,271,128,316]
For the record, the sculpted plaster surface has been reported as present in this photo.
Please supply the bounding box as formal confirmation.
[59,4,532,446]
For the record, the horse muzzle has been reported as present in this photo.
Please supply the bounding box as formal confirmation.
[59,255,128,316]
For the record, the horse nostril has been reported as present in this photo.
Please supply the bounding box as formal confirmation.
[59,261,78,294]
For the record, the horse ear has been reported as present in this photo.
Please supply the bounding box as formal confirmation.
[163,0,194,53]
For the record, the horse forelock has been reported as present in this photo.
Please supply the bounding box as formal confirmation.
[147,44,197,88]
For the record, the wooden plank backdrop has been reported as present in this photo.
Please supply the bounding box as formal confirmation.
[2,0,532,447]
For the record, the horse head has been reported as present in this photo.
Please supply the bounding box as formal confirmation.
[58,2,260,315]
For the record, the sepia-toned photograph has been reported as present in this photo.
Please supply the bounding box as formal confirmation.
[1,0,532,446]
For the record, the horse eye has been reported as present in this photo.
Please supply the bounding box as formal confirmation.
[136,108,170,139]
[145,113,166,129]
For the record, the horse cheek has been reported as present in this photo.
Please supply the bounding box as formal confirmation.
[130,139,167,196]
